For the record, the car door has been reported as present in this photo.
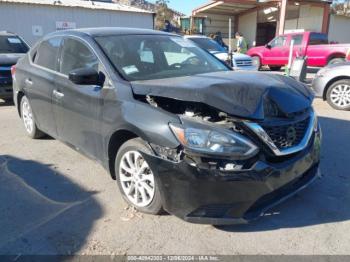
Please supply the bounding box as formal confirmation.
[24,36,62,137]
[53,37,106,159]
[264,35,289,66]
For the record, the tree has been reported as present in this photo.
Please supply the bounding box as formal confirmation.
[332,0,350,16]
[154,0,175,30]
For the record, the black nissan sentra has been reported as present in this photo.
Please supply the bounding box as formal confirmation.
[12,28,321,225]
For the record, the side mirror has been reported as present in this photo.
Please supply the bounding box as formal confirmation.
[265,44,272,49]
[68,67,101,86]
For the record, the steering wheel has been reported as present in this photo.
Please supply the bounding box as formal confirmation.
[183,56,202,66]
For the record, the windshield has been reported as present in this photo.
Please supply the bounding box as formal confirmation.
[188,37,226,53]
[0,36,29,53]
[95,35,229,81]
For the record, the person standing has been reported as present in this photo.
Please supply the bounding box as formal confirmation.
[235,32,248,54]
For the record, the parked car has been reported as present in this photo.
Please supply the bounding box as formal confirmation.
[185,35,257,71]
[13,28,321,225]
[247,31,350,70]
[346,48,350,61]
[0,31,29,102]
[312,62,350,110]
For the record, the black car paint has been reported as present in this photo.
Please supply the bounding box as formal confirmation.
[13,28,321,224]
[131,71,313,120]
[0,33,29,100]
[0,54,25,99]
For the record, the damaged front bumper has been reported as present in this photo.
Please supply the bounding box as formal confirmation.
[143,131,321,225]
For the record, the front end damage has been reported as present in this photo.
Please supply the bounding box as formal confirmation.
[134,93,321,225]
[131,72,321,224]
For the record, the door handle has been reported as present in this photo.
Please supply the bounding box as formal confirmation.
[53,89,64,99]
[25,78,33,86]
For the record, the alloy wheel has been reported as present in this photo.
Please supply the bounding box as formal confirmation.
[330,84,350,108]
[22,99,34,134]
[119,150,155,207]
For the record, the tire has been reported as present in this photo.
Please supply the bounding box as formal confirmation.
[115,138,163,215]
[328,57,345,65]
[269,66,281,71]
[3,98,13,104]
[326,79,350,111]
[251,56,261,70]
[20,96,45,139]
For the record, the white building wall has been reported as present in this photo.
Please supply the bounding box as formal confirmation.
[284,5,323,32]
[238,11,257,47]
[200,12,234,37]
[0,3,154,45]
[329,15,350,43]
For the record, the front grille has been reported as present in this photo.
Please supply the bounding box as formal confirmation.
[260,117,310,149]
[235,59,252,67]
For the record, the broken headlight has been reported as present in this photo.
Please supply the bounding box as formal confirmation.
[169,120,258,159]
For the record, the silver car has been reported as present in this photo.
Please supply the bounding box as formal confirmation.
[312,62,350,110]
[184,35,257,71]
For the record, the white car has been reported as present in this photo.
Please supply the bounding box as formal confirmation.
[184,35,257,71]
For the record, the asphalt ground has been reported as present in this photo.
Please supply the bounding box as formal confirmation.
[0,93,350,255]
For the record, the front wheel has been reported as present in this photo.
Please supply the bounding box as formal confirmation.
[326,80,350,110]
[269,66,281,71]
[115,138,163,215]
[20,96,45,139]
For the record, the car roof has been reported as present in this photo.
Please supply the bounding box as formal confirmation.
[0,31,18,37]
[46,27,177,39]
[184,35,209,39]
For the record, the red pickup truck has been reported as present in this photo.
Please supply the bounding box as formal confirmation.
[247,31,350,70]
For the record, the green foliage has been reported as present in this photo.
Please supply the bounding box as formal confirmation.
[155,0,177,30]
[332,0,350,16]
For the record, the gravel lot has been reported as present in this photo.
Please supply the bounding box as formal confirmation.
[0,96,350,255]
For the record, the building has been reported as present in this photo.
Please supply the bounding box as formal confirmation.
[0,0,154,45]
[190,0,350,46]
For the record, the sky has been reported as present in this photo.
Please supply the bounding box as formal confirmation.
[147,0,208,16]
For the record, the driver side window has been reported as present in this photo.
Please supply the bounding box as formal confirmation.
[270,36,287,48]
[59,38,98,75]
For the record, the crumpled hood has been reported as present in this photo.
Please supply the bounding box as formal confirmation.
[0,53,24,65]
[131,71,313,120]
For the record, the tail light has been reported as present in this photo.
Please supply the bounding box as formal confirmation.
[11,65,16,80]
[11,65,16,77]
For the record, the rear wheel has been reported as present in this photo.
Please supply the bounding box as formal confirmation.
[328,57,345,65]
[20,96,45,139]
[251,56,261,70]
[269,66,281,71]
[326,79,350,110]
[115,138,163,215]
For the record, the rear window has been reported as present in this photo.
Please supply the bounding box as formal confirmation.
[309,33,328,45]
[188,37,226,52]
[0,36,29,53]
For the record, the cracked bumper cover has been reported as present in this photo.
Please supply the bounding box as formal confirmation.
[142,131,321,225]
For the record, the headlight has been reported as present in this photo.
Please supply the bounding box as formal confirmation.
[169,120,258,159]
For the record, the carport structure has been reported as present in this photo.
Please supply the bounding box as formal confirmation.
[192,0,332,46]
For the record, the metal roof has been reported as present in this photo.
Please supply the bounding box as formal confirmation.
[192,0,332,16]
[0,0,154,14]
